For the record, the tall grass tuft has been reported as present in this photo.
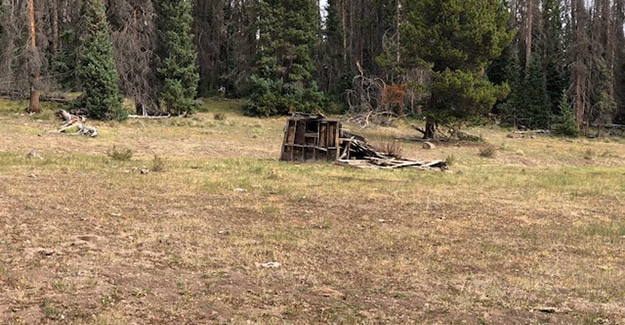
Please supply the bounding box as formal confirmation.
[106,146,133,161]
[151,154,166,172]
[372,140,404,159]
[479,144,497,158]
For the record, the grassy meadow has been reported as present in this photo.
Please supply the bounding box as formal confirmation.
[1,98,625,324]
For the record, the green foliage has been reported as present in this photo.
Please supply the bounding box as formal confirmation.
[428,69,510,126]
[244,75,326,117]
[75,0,126,121]
[245,0,326,117]
[401,0,513,131]
[592,63,617,127]
[488,45,522,126]
[158,0,200,116]
[402,0,513,72]
[551,90,580,137]
[520,53,550,129]
[542,0,568,115]
[51,29,79,90]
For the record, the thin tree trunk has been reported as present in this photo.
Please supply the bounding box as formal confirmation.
[28,0,40,114]
[395,0,400,62]
[525,0,533,72]
[571,0,584,128]
[341,0,347,62]
[52,0,58,55]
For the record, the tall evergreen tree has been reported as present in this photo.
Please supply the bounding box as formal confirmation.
[401,0,513,138]
[521,53,550,129]
[552,89,580,137]
[488,44,522,126]
[75,0,126,121]
[245,0,326,116]
[542,0,568,115]
[158,0,200,115]
[317,0,350,101]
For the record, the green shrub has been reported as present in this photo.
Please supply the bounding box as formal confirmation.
[244,75,326,117]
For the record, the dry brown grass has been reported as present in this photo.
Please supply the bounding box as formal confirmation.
[1,101,625,324]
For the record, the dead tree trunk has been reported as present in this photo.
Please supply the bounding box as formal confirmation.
[27,0,40,114]
[52,0,59,55]
[525,0,533,72]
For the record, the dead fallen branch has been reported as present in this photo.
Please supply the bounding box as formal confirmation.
[337,137,447,170]
[128,114,171,119]
[55,109,98,137]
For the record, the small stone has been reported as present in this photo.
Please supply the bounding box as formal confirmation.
[535,307,558,313]
[256,261,281,268]
[140,169,149,174]
[422,142,436,149]
[234,188,246,192]
[27,149,43,160]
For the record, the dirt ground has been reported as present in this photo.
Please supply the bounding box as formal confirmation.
[1,107,625,324]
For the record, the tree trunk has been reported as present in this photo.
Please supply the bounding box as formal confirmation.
[52,0,59,55]
[571,0,584,128]
[27,0,40,114]
[423,118,436,139]
[525,0,533,72]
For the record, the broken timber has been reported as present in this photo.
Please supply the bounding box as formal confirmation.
[55,109,98,137]
[280,114,447,170]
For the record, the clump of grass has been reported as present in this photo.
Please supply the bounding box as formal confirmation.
[445,154,456,167]
[479,144,497,158]
[106,146,133,161]
[583,148,595,160]
[372,140,404,159]
[600,151,620,158]
[581,221,625,238]
[214,112,227,121]
[151,154,166,172]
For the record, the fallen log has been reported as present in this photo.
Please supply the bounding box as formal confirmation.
[55,109,98,137]
[128,114,171,119]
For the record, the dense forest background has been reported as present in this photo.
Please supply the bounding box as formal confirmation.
[1,0,624,136]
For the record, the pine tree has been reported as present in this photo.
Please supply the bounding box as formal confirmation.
[245,0,326,116]
[75,0,126,121]
[552,90,580,137]
[158,0,200,115]
[401,0,513,137]
[522,53,550,129]
[542,0,568,115]
[488,44,522,126]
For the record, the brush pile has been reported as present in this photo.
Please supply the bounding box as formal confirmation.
[337,135,447,170]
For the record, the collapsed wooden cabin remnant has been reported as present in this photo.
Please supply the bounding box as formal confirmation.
[280,114,447,170]
[280,114,341,161]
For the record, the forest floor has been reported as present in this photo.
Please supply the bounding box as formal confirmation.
[1,98,625,324]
